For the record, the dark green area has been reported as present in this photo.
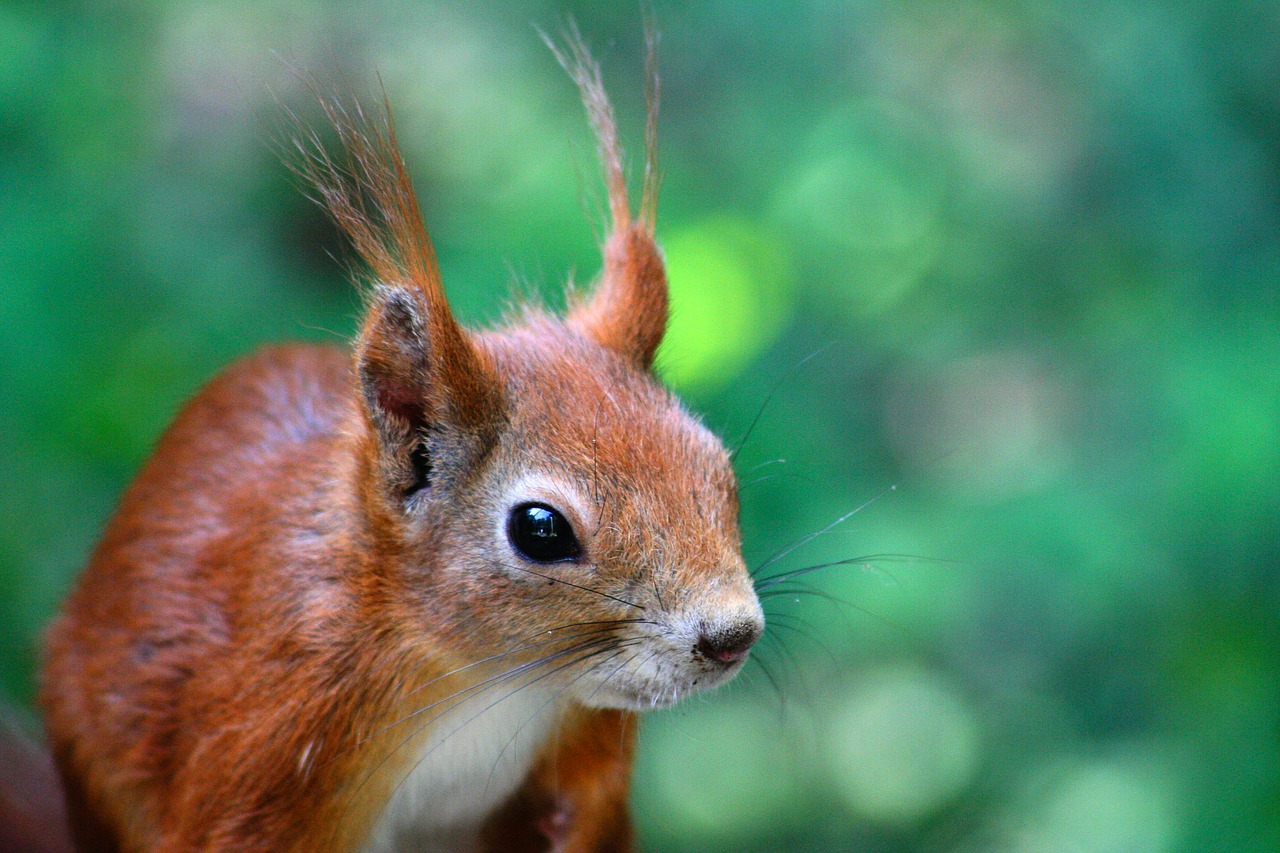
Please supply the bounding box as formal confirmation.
[3,2,1276,850]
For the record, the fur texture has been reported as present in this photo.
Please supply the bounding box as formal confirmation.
[40,35,762,853]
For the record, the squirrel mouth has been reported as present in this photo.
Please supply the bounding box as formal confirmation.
[573,649,747,711]
[581,681,688,711]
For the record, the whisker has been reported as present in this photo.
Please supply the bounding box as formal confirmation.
[317,623,650,784]
[383,641,626,807]
[761,613,833,662]
[376,634,627,750]
[739,472,785,490]
[650,571,668,613]
[750,483,902,579]
[755,552,954,591]
[745,647,787,714]
[730,344,833,463]
[741,466,832,493]
[762,581,912,636]
[400,619,651,700]
[329,635,623,848]
[483,642,642,797]
[743,458,787,475]
[324,622,649,764]
[629,649,670,710]
[583,647,644,707]
[501,559,644,610]
[760,580,859,607]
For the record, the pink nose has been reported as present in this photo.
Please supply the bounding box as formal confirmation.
[695,623,760,665]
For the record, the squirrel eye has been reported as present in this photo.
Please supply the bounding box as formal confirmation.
[508,503,581,563]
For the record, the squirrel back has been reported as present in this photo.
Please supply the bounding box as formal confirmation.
[40,35,762,853]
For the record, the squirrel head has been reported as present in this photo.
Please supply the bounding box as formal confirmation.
[300,35,763,709]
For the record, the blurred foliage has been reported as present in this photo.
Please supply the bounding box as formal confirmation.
[3,1,1278,851]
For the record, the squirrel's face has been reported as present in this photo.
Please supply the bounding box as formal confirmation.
[311,33,754,714]
[412,321,764,710]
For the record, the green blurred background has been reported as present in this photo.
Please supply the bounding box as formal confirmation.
[3,1,1277,850]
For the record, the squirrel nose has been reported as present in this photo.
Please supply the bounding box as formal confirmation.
[695,621,761,665]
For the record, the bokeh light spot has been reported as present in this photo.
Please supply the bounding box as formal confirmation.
[827,667,981,823]
[638,699,794,842]
[659,215,792,390]
[999,756,1179,852]
[773,100,947,316]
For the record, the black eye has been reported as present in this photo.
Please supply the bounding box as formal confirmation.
[507,503,581,563]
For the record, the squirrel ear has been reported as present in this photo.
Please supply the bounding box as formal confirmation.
[357,287,431,434]
[554,27,668,369]
[293,84,501,495]
[356,286,500,497]
[571,225,668,368]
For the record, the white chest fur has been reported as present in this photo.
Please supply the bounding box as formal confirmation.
[360,683,562,853]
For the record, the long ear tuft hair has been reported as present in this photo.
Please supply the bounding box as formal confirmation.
[548,24,669,369]
[287,76,500,482]
[287,75,449,326]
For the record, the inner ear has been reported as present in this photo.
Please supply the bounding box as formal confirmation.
[357,287,435,497]
[407,436,432,496]
[355,284,505,502]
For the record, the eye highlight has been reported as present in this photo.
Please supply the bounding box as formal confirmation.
[507,503,581,563]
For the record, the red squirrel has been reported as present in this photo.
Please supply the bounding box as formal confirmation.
[39,33,764,853]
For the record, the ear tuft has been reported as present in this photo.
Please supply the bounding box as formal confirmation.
[292,82,504,500]
[550,25,669,370]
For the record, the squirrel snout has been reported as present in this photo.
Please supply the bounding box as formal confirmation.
[694,620,762,665]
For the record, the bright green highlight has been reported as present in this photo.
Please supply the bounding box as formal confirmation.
[659,215,792,389]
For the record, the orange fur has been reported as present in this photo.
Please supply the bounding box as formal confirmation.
[41,33,762,853]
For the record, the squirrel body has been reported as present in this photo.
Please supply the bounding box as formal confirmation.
[39,38,763,853]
